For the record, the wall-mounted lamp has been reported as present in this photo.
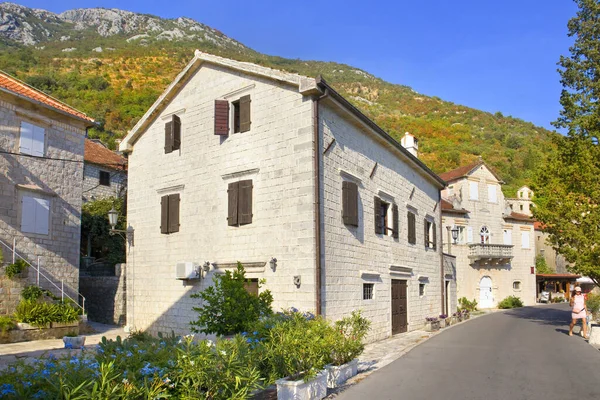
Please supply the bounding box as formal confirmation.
[270,257,277,271]
[293,275,301,287]
[451,226,459,244]
[108,207,134,247]
[202,261,211,271]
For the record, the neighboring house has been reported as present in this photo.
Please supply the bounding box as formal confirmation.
[0,70,95,311]
[440,160,537,308]
[83,139,127,203]
[119,51,449,341]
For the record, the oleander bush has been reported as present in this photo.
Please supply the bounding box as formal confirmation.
[458,297,478,312]
[327,310,371,366]
[498,296,524,309]
[586,292,600,320]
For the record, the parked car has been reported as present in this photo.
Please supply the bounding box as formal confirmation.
[539,291,550,303]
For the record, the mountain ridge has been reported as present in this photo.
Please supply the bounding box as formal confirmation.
[0,3,555,194]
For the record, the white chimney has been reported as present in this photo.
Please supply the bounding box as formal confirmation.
[401,132,418,158]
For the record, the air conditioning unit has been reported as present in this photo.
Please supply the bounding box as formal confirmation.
[176,262,200,280]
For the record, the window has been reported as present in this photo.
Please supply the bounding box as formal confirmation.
[467,226,473,243]
[480,226,490,244]
[19,121,45,157]
[503,229,512,245]
[342,181,359,227]
[447,185,454,195]
[21,195,50,235]
[232,100,241,133]
[233,95,251,133]
[419,283,425,296]
[521,231,530,249]
[520,204,524,211]
[407,211,416,244]
[513,281,521,290]
[164,114,181,153]
[424,219,436,249]
[160,193,180,234]
[487,184,497,203]
[99,171,110,186]
[244,278,259,296]
[374,197,398,238]
[469,181,479,200]
[455,226,466,244]
[214,100,230,135]
[228,180,253,226]
[363,283,374,300]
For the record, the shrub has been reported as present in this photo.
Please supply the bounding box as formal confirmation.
[0,315,15,333]
[585,292,600,318]
[458,297,478,312]
[328,310,370,366]
[498,296,524,309]
[14,300,79,327]
[190,262,273,336]
[4,260,27,279]
[21,285,45,302]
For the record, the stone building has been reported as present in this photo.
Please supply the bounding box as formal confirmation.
[119,51,451,341]
[83,139,127,203]
[0,70,95,310]
[440,160,537,308]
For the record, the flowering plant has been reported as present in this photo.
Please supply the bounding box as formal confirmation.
[425,317,439,322]
[439,314,448,319]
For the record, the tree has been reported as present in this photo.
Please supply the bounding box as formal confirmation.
[535,255,554,275]
[80,197,126,267]
[533,0,600,288]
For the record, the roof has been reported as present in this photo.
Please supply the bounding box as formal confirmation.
[119,50,446,189]
[534,221,545,231]
[504,212,533,222]
[438,159,504,184]
[0,70,95,125]
[85,139,127,170]
[441,198,469,214]
[536,273,580,279]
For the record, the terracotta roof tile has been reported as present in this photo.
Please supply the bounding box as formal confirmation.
[85,139,127,170]
[534,221,545,231]
[0,70,94,124]
[504,212,533,222]
[441,198,469,214]
[438,160,484,182]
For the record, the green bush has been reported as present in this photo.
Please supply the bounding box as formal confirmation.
[190,262,273,336]
[328,311,371,366]
[0,315,15,333]
[498,296,524,309]
[4,259,27,279]
[21,285,44,302]
[458,297,478,312]
[585,292,600,317]
[14,300,79,327]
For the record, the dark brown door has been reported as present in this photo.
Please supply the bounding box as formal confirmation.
[391,280,408,334]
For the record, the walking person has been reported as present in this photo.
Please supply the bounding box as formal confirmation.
[569,286,589,339]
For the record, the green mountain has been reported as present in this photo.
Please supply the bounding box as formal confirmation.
[0,2,556,195]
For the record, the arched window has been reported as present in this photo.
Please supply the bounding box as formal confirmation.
[480,226,490,244]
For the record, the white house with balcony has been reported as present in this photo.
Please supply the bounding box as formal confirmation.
[440,160,536,308]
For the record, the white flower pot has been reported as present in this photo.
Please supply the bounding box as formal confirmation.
[325,358,358,388]
[276,370,327,400]
[63,336,86,349]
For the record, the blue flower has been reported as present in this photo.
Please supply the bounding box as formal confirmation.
[253,331,258,335]
[126,351,133,357]
[64,343,73,349]
[70,356,80,365]
[241,332,247,336]
[0,384,16,396]
[32,390,47,399]
[137,349,146,354]
[246,338,252,343]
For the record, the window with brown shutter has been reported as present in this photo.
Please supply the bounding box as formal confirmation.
[239,95,251,133]
[374,196,383,234]
[172,115,181,151]
[392,204,399,239]
[407,212,416,244]
[432,222,437,250]
[160,194,180,234]
[424,218,429,247]
[215,100,230,135]
[164,121,173,153]
[342,181,358,227]
[99,171,110,186]
[228,180,253,226]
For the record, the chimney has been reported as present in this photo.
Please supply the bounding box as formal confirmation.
[401,132,418,158]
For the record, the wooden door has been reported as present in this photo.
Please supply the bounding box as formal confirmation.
[391,280,408,334]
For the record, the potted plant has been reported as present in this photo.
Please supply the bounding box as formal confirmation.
[265,310,330,400]
[453,311,463,323]
[462,310,470,320]
[438,314,449,328]
[63,332,85,349]
[324,311,370,388]
[424,317,440,331]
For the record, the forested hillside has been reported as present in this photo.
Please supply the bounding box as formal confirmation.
[0,3,556,195]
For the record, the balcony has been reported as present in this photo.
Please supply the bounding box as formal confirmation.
[468,243,513,265]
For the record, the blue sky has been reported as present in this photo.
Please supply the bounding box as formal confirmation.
[17,0,577,131]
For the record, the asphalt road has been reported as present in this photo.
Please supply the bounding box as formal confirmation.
[337,304,600,400]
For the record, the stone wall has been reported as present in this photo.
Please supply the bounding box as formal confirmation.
[79,263,126,325]
[0,268,30,315]
[82,163,127,203]
[0,92,87,300]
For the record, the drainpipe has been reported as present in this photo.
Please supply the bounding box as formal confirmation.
[439,190,445,315]
[313,88,329,315]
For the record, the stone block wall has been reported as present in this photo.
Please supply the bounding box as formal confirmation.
[82,163,127,202]
[0,268,29,315]
[79,263,126,325]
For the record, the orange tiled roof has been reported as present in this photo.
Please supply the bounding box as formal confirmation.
[504,212,533,222]
[534,221,545,231]
[439,159,504,183]
[85,139,127,170]
[441,198,469,214]
[0,70,95,124]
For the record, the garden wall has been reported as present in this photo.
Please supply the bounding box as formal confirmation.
[0,268,30,315]
[0,322,79,344]
[79,263,126,325]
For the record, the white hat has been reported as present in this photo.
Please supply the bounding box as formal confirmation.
[575,286,582,292]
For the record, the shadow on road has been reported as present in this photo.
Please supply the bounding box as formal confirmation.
[503,304,583,336]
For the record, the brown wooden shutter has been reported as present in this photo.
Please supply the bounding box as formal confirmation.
[164,121,173,153]
[408,212,416,244]
[392,204,399,239]
[227,182,239,226]
[168,193,180,233]
[244,279,259,296]
[239,95,251,133]
[424,218,429,247]
[374,196,383,234]
[160,195,169,234]
[215,100,230,135]
[432,222,437,250]
[238,179,253,225]
[172,115,181,150]
[342,181,358,226]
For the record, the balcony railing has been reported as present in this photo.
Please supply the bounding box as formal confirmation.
[468,243,513,263]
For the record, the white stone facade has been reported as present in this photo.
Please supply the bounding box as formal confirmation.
[441,164,537,308]
[121,52,447,340]
[0,93,88,302]
[82,163,126,202]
